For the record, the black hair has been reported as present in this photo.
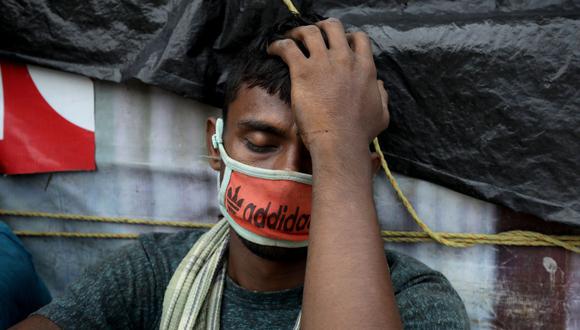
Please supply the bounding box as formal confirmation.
[222,13,326,122]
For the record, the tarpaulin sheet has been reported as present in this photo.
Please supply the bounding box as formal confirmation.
[0,0,578,225]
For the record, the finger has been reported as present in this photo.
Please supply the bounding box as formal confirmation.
[267,39,307,71]
[346,32,374,60]
[378,80,390,128]
[378,80,389,108]
[315,18,349,51]
[285,25,328,58]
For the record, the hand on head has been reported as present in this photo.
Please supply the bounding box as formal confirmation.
[267,18,389,153]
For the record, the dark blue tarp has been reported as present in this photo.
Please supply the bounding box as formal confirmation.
[1,0,578,225]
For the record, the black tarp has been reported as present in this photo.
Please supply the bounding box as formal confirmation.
[1,0,579,225]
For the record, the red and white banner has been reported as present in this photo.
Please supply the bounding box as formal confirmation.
[0,60,95,174]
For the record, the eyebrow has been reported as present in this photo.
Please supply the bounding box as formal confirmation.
[237,119,287,137]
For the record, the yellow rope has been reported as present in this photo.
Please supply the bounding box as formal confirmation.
[3,209,580,252]
[371,139,580,253]
[373,139,469,247]
[0,209,212,229]
[282,0,300,15]
[11,228,579,248]
[13,231,140,239]
[3,0,580,254]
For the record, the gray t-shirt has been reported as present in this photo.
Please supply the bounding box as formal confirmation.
[35,229,469,329]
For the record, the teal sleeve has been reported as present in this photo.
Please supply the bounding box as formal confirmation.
[0,221,52,329]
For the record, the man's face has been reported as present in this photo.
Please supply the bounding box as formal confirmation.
[206,84,310,261]
[222,85,311,176]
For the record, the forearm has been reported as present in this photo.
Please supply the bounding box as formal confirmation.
[301,141,402,329]
[266,18,396,327]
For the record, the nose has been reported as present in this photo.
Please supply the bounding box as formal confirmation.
[276,142,312,174]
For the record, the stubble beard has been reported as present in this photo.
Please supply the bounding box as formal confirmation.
[238,234,308,262]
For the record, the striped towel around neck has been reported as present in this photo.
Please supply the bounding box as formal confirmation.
[159,219,302,330]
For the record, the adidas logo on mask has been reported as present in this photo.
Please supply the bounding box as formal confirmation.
[226,185,245,215]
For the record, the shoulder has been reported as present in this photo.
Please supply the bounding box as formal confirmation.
[34,228,208,329]
[385,249,445,290]
[137,229,208,276]
[385,250,470,330]
[97,228,209,286]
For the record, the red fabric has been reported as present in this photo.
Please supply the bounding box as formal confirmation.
[225,171,311,242]
[0,62,95,174]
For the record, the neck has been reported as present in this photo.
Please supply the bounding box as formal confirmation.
[227,229,306,291]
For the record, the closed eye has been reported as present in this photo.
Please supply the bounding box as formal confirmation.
[244,139,277,153]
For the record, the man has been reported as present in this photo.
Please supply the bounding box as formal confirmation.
[13,15,469,329]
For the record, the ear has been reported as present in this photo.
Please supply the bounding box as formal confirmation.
[206,117,221,171]
[370,152,381,176]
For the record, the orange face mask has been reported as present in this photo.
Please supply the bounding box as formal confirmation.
[212,118,312,248]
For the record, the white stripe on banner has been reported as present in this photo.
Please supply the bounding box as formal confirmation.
[28,65,94,132]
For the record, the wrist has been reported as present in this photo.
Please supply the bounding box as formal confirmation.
[307,132,368,161]
[310,141,373,179]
